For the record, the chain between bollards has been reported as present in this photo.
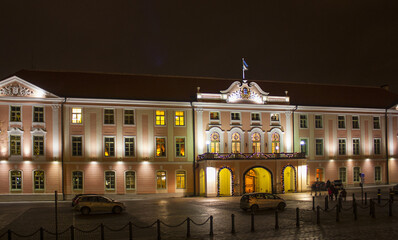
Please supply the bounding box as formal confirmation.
[296,207,300,228]
[275,209,279,230]
[231,214,235,234]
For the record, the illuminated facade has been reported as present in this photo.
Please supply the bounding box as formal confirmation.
[0,70,398,198]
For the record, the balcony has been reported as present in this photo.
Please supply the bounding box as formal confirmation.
[197,152,306,161]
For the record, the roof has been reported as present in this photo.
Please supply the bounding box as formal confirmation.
[9,69,398,109]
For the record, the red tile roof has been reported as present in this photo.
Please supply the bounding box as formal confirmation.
[11,69,398,109]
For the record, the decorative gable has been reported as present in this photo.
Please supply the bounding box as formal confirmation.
[0,76,59,99]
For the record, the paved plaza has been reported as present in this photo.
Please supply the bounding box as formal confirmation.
[0,186,397,239]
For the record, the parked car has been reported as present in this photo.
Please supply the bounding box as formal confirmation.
[311,181,326,191]
[74,195,126,215]
[333,180,343,190]
[71,194,98,207]
[240,193,286,212]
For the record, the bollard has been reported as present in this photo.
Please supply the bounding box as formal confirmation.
[378,189,381,204]
[369,199,372,216]
[325,196,328,210]
[370,200,376,219]
[389,199,393,217]
[296,207,300,228]
[157,219,161,240]
[186,217,191,238]
[352,193,355,202]
[352,194,355,208]
[70,226,75,240]
[354,201,357,221]
[336,203,340,222]
[275,210,279,230]
[40,227,44,240]
[317,206,320,225]
[231,214,236,234]
[7,229,11,240]
[390,189,394,203]
[129,222,133,240]
[210,216,214,236]
[338,197,342,213]
[101,224,105,240]
[365,192,367,205]
[251,213,255,232]
[312,196,315,211]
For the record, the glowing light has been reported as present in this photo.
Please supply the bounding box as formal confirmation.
[365,158,370,162]
[390,158,395,160]
[24,160,31,164]
[1,160,7,163]
[117,161,124,165]
[142,161,149,165]
[348,159,353,162]
[90,161,98,164]
[329,159,334,162]
[52,161,59,164]
[300,140,305,146]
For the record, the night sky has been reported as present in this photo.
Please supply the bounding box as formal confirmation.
[1,1,397,94]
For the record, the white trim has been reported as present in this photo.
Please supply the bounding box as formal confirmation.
[9,169,23,192]
[228,127,244,153]
[67,98,192,107]
[174,110,186,127]
[174,136,186,158]
[156,169,168,192]
[209,111,221,125]
[71,170,84,192]
[337,115,346,129]
[123,136,136,158]
[103,108,116,126]
[206,127,224,153]
[230,112,242,126]
[155,136,167,158]
[248,128,265,153]
[154,109,167,127]
[32,169,46,192]
[103,136,116,158]
[0,76,60,98]
[124,170,136,191]
[267,128,284,152]
[123,109,136,126]
[71,135,84,158]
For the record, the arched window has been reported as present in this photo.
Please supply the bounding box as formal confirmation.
[231,133,241,153]
[271,133,280,153]
[252,133,261,153]
[210,132,220,153]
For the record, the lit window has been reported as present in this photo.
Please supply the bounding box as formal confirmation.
[375,166,381,182]
[252,133,261,153]
[125,171,136,190]
[300,139,308,155]
[104,137,115,157]
[271,113,280,122]
[300,115,307,128]
[72,171,83,190]
[72,108,82,124]
[315,115,323,128]
[156,110,166,126]
[10,170,22,190]
[105,171,115,190]
[176,171,186,189]
[210,133,220,153]
[175,111,185,126]
[251,113,260,121]
[104,109,115,124]
[34,170,45,190]
[125,137,135,157]
[353,167,360,182]
[353,139,360,155]
[315,139,323,156]
[374,138,381,155]
[352,116,359,129]
[373,117,380,129]
[339,168,346,183]
[124,110,135,125]
[338,139,346,155]
[271,133,280,153]
[231,112,240,121]
[33,136,44,156]
[156,137,166,157]
[231,133,241,153]
[176,138,185,157]
[316,168,324,182]
[338,116,345,129]
[10,135,21,155]
[33,107,44,123]
[72,136,82,156]
[156,171,167,189]
[210,112,220,121]
[10,106,21,122]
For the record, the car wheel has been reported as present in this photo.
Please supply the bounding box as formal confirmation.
[112,206,122,214]
[81,207,90,215]
[277,202,286,211]
[250,205,259,213]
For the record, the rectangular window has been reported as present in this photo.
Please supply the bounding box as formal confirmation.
[125,171,136,190]
[374,138,381,155]
[34,170,45,190]
[72,136,83,156]
[104,109,115,124]
[176,138,185,157]
[124,110,135,125]
[210,112,220,121]
[300,139,308,154]
[300,115,307,128]
[105,171,115,190]
[156,137,166,157]
[176,171,186,189]
[10,135,21,155]
[125,137,135,157]
[33,136,44,156]
[71,108,82,124]
[373,117,380,129]
[315,139,323,156]
[315,115,323,128]
[10,106,21,122]
[352,116,359,129]
[175,111,185,126]
[156,171,167,189]
[375,166,381,182]
[271,113,280,122]
[353,138,360,155]
[33,107,44,123]
[156,110,166,126]
[338,116,345,129]
[72,171,83,190]
[251,113,261,121]
[338,139,346,155]
[104,137,115,157]
[353,167,360,182]
[10,170,22,190]
[339,168,347,183]
[231,112,241,121]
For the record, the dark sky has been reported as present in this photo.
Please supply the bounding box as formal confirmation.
[1,1,398,94]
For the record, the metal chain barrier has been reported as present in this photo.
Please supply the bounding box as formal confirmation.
[74,224,102,233]
[160,219,187,228]
[0,231,7,239]
[375,200,390,208]
[10,229,40,238]
[191,216,211,226]
[104,222,130,232]
[130,221,157,229]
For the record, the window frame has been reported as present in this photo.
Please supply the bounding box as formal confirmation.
[373,117,381,129]
[125,171,136,190]
[299,114,308,128]
[270,113,280,125]
[338,138,346,155]
[174,111,185,126]
[10,105,22,123]
[33,170,45,191]
[155,110,166,126]
[352,116,360,129]
[104,136,116,157]
[300,138,308,155]
[124,136,136,157]
[175,137,186,157]
[10,170,22,191]
[72,171,84,191]
[176,170,187,189]
[71,107,83,124]
[339,167,347,183]
[315,138,324,156]
[156,170,167,190]
[33,106,45,123]
[155,137,167,158]
[10,135,22,156]
[374,166,382,182]
[71,135,83,157]
[123,109,135,126]
[209,111,220,124]
[104,170,116,190]
[251,112,261,125]
[352,138,360,155]
[230,112,241,125]
[353,167,361,183]
[104,108,115,125]
[32,135,45,156]
[315,115,323,129]
[337,116,346,129]
[373,138,381,155]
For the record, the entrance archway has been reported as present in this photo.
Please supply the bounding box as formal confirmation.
[218,167,233,196]
[243,167,273,194]
[199,169,205,196]
[282,165,296,193]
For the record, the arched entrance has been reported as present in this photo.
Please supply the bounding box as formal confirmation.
[282,165,296,193]
[218,167,233,196]
[199,169,205,196]
[243,167,273,193]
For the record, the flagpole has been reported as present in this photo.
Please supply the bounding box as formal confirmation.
[242,58,245,80]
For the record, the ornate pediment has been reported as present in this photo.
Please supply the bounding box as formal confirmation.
[0,83,34,97]
[0,76,60,99]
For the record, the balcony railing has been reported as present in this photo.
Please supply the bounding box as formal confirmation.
[197,152,306,161]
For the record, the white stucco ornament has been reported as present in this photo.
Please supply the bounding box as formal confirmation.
[0,84,34,96]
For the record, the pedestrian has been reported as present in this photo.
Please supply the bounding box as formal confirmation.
[340,188,347,201]
[328,186,333,200]
[330,184,335,200]
[326,180,331,189]
[334,186,339,200]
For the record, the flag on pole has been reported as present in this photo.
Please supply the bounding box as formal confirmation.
[242,58,248,71]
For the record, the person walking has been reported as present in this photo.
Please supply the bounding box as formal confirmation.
[328,186,333,200]
[334,186,339,200]
[340,188,347,201]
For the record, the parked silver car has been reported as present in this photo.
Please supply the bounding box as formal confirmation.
[240,192,286,212]
[74,195,126,215]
